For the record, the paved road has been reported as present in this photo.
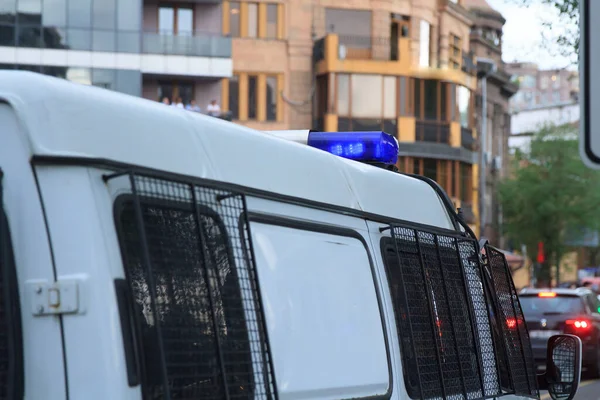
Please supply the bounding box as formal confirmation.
[540,379,600,399]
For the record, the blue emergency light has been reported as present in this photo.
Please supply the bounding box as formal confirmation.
[306,131,399,165]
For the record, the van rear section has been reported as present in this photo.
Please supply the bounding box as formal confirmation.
[0,72,542,400]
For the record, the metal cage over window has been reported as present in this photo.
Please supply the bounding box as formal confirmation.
[108,171,277,400]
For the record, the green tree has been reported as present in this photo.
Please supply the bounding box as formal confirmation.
[499,123,600,285]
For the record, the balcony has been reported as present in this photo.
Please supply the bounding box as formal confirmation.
[313,33,411,75]
[143,31,231,58]
[0,25,231,58]
[415,120,450,144]
[461,127,476,150]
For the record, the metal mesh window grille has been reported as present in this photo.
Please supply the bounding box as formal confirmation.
[483,245,538,398]
[114,173,277,400]
[382,226,500,400]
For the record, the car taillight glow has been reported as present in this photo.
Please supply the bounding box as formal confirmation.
[538,292,557,297]
[566,319,590,329]
[506,318,517,329]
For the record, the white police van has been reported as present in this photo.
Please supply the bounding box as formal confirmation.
[0,71,582,400]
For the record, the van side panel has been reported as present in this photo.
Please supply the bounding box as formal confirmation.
[0,103,67,398]
[248,216,390,400]
[33,166,140,400]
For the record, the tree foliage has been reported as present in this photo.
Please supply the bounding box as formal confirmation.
[499,123,600,284]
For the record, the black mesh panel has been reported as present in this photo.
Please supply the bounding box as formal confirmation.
[383,226,501,400]
[485,245,538,398]
[115,174,276,400]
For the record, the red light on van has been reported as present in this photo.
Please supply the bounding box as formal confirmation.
[538,292,557,298]
[566,319,590,329]
[506,318,517,329]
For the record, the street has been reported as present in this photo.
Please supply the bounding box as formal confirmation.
[540,379,600,399]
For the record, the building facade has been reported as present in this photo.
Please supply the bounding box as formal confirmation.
[507,62,579,113]
[1,0,496,235]
[0,0,232,105]
[464,0,517,247]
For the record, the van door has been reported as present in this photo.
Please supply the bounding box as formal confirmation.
[0,102,67,398]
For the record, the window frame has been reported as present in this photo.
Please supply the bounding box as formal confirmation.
[157,3,195,36]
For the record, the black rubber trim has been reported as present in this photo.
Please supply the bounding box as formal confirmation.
[114,278,141,387]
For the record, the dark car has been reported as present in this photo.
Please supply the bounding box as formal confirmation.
[520,287,600,377]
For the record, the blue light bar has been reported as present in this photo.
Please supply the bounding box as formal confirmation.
[307,131,399,165]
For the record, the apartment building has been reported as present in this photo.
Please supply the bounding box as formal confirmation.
[464,0,517,247]
[507,62,579,112]
[0,0,231,106]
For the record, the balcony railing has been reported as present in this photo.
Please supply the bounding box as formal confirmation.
[337,35,397,61]
[0,24,231,58]
[415,120,450,144]
[461,127,476,150]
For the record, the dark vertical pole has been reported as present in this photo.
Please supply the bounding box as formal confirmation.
[390,227,425,400]
[129,173,172,400]
[191,185,231,400]
[414,231,448,399]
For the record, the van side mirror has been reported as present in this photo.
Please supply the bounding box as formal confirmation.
[544,334,582,400]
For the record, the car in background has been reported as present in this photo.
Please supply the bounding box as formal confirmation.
[520,287,600,377]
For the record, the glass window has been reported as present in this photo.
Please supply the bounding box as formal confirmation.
[351,74,382,118]
[68,0,91,28]
[93,0,116,29]
[116,70,141,97]
[325,8,371,37]
[414,79,421,118]
[266,75,277,121]
[177,8,193,36]
[230,2,240,37]
[92,69,115,90]
[419,20,430,67]
[42,0,65,27]
[248,75,258,119]
[0,0,16,23]
[17,0,42,22]
[228,75,239,119]
[92,30,115,52]
[159,7,175,34]
[247,3,258,38]
[423,80,437,120]
[337,74,349,116]
[520,296,585,317]
[158,81,173,103]
[383,76,396,119]
[441,83,447,121]
[423,158,437,181]
[460,163,471,202]
[67,28,91,50]
[66,68,91,85]
[266,4,277,38]
[17,25,42,47]
[457,85,470,128]
[117,0,141,31]
[399,77,407,116]
[0,25,15,46]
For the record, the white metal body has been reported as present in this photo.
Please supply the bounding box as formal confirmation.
[0,71,530,399]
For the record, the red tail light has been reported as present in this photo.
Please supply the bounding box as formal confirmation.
[566,319,590,330]
[506,318,517,329]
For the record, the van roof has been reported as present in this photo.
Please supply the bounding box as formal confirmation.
[0,71,455,230]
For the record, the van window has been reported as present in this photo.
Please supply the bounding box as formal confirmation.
[0,181,24,399]
[381,228,500,400]
[113,175,276,399]
[249,220,390,400]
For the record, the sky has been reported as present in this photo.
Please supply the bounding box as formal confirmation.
[486,0,577,70]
